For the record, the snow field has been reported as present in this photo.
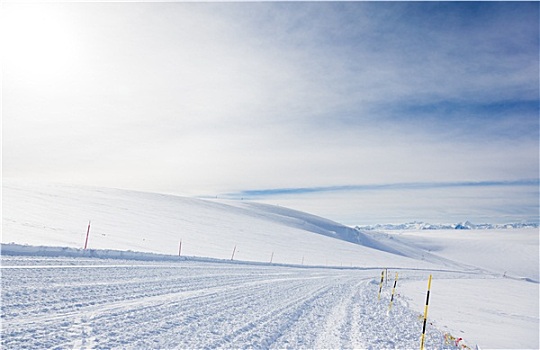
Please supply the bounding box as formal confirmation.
[1,182,437,269]
[399,277,539,349]
[381,229,539,281]
[2,182,539,349]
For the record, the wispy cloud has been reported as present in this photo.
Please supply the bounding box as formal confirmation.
[233,181,539,226]
[3,2,538,224]
[226,179,540,199]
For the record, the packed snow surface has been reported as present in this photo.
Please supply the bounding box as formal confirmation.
[2,182,539,349]
[0,257,450,349]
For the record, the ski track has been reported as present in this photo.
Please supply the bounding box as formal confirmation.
[2,257,449,349]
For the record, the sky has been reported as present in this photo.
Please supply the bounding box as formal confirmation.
[2,2,539,226]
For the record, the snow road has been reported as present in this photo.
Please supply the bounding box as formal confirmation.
[2,256,449,349]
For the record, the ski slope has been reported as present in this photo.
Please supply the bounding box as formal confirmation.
[2,182,539,349]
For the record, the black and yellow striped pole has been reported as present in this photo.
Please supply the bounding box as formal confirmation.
[377,270,385,301]
[420,274,433,350]
[388,272,399,313]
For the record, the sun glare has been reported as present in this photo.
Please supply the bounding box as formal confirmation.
[2,4,81,83]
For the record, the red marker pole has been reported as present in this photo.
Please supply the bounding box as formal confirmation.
[84,221,91,250]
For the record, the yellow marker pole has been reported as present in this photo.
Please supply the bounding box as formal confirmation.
[420,274,432,350]
[388,272,399,313]
[377,270,385,301]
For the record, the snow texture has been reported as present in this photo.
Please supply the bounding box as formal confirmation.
[1,181,539,349]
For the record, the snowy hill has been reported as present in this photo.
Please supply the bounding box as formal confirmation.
[2,182,539,349]
[2,181,433,269]
[3,181,537,278]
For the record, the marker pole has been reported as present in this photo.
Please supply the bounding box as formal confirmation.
[231,245,237,261]
[377,270,385,301]
[178,239,182,257]
[84,221,91,250]
[270,251,274,264]
[388,272,399,313]
[420,274,433,350]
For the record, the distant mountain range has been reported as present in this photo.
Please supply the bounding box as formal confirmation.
[355,221,539,231]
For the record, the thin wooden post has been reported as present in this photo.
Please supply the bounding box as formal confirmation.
[84,221,91,250]
[231,245,237,261]
[178,239,182,256]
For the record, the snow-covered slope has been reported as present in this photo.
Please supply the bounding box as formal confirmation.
[358,228,539,282]
[385,229,538,281]
[2,181,539,349]
[374,228,539,349]
[2,181,433,269]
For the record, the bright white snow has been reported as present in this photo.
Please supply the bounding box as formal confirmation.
[1,181,539,349]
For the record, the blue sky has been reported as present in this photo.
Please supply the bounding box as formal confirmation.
[3,2,539,225]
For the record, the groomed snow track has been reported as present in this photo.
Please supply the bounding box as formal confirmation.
[1,255,447,349]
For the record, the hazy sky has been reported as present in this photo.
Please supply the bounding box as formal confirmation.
[3,2,539,225]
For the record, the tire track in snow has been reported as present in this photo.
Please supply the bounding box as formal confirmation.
[2,264,298,323]
[204,282,335,349]
[343,281,371,349]
[128,277,333,348]
[267,276,372,349]
[87,278,319,348]
[3,263,331,349]
[312,280,368,349]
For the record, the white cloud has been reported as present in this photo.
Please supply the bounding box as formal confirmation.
[3,2,538,224]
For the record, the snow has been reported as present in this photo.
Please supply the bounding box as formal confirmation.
[0,256,450,349]
[2,181,539,349]
[2,182,431,269]
[364,229,539,282]
[399,278,539,350]
[356,221,539,231]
